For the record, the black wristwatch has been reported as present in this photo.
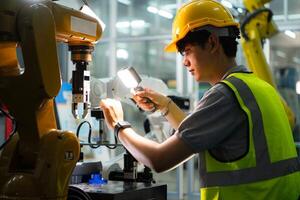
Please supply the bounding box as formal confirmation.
[114,121,131,138]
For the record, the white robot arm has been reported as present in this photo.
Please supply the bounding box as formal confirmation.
[90,75,170,108]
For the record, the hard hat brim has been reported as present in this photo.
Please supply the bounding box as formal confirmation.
[164,41,177,52]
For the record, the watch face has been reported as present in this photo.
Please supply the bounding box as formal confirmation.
[118,121,131,127]
[114,121,131,137]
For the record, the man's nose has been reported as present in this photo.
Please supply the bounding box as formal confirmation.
[182,57,190,67]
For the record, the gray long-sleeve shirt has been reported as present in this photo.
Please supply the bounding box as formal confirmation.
[176,66,250,161]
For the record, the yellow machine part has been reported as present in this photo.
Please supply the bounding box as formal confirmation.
[241,0,295,128]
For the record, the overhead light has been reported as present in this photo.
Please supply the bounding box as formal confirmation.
[276,50,286,58]
[131,20,146,28]
[81,5,106,31]
[221,0,233,9]
[147,6,173,19]
[288,14,300,20]
[293,57,300,64]
[116,20,147,29]
[147,6,159,14]
[296,81,300,94]
[116,21,130,28]
[116,49,129,60]
[118,0,131,5]
[284,30,296,39]
[149,49,157,55]
[158,10,173,19]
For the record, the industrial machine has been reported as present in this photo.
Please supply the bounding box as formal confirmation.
[240,0,295,127]
[67,74,170,199]
[0,0,167,199]
[3,0,291,199]
[0,0,102,199]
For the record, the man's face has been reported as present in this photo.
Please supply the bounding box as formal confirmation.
[180,43,213,82]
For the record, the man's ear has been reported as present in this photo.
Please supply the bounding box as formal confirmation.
[208,33,219,54]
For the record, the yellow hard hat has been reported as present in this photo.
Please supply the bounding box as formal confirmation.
[165,0,239,52]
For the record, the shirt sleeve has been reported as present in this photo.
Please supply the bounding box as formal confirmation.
[176,83,245,153]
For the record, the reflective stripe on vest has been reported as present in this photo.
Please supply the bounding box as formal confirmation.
[199,75,300,188]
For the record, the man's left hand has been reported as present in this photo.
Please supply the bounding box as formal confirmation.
[99,99,124,130]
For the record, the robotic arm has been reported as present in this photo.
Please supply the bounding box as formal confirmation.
[51,2,103,119]
[241,0,295,127]
[90,74,169,108]
[0,0,102,199]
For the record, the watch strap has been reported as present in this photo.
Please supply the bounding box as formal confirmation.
[114,121,131,138]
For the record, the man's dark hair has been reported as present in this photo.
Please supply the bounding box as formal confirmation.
[176,26,240,58]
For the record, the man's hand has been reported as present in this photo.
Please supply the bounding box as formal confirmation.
[133,88,170,112]
[99,99,124,130]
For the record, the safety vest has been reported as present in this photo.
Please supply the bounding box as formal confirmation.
[199,72,300,200]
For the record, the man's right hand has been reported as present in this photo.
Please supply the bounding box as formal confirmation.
[133,88,170,113]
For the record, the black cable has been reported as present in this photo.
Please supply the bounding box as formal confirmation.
[76,120,118,149]
[76,121,91,138]
[87,127,118,150]
[0,106,17,150]
[76,121,99,149]
[104,135,118,149]
[240,8,273,41]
